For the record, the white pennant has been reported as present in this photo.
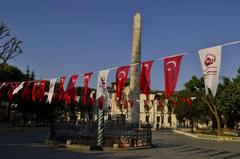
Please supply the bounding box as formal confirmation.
[199,46,222,97]
[96,69,110,108]
[47,78,56,104]
[12,82,24,95]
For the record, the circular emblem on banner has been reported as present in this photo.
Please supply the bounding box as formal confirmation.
[204,54,216,66]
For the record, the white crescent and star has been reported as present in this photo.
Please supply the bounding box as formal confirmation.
[144,63,149,70]
[167,61,176,71]
[118,71,126,80]
[85,75,90,80]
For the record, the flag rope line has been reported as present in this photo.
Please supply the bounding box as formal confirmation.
[2,40,240,83]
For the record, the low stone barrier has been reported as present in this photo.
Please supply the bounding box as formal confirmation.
[173,129,240,142]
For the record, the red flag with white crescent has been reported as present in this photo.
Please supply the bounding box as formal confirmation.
[90,97,95,107]
[22,82,31,102]
[158,99,163,108]
[139,60,154,96]
[116,66,130,101]
[0,82,8,101]
[164,55,183,98]
[58,76,66,101]
[123,99,128,109]
[82,72,93,106]
[186,97,192,106]
[8,82,20,102]
[38,80,47,102]
[64,74,78,104]
[173,99,178,109]
[32,81,39,102]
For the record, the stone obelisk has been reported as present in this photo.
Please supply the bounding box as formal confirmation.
[128,13,141,123]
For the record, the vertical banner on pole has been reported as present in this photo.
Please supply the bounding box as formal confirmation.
[96,69,110,148]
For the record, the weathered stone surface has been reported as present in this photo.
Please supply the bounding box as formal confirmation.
[128,13,141,123]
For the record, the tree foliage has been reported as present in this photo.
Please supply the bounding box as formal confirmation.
[176,68,240,134]
[0,63,27,82]
[217,67,240,129]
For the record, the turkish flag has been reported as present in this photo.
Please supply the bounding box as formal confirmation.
[58,76,66,101]
[158,99,163,108]
[186,97,192,106]
[139,60,154,96]
[123,99,128,109]
[173,99,178,109]
[82,72,93,106]
[164,55,183,98]
[90,97,95,107]
[8,82,20,102]
[32,81,39,102]
[38,80,47,102]
[0,83,8,101]
[116,66,130,101]
[64,74,78,104]
[98,96,104,109]
[22,82,31,102]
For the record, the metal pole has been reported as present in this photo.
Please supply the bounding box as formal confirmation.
[97,107,104,147]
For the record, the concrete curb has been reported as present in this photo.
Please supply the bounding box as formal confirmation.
[46,139,154,152]
[0,127,50,132]
[173,129,240,142]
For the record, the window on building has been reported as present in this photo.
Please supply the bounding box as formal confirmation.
[157,116,160,123]
[157,105,161,111]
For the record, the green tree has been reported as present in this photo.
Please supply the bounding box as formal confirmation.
[218,68,240,129]
[26,65,30,80]
[0,63,26,82]
[180,76,222,135]
[0,63,27,121]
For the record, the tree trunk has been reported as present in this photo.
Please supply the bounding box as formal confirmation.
[214,113,221,136]
[202,97,221,136]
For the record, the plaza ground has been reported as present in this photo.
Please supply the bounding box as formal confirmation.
[0,128,240,159]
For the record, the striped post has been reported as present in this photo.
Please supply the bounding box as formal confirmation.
[97,107,104,147]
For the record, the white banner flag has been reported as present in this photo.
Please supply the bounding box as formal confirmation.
[199,46,222,97]
[47,78,56,104]
[12,82,24,95]
[96,69,110,108]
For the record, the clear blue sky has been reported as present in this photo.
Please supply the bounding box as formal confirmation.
[1,0,240,90]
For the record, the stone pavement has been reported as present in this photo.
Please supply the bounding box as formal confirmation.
[0,128,240,159]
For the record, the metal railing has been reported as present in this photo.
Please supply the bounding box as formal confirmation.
[51,120,152,146]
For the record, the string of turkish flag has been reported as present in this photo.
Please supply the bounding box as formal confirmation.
[0,40,240,108]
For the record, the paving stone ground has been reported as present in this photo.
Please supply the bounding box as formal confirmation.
[0,128,239,159]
